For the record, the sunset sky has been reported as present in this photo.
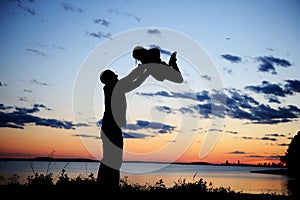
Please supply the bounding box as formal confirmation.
[0,0,299,165]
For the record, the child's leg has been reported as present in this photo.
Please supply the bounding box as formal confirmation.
[168,51,180,73]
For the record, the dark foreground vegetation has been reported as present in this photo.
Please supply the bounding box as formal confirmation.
[0,171,297,199]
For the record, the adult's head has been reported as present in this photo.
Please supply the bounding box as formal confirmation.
[100,69,118,85]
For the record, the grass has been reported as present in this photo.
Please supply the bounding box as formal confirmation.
[0,170,297,199]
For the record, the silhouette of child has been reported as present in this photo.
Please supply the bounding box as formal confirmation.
[132,46,181,73]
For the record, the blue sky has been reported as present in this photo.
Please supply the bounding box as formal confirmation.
[0,0,299,163]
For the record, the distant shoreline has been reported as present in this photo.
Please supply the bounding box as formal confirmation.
[0,157,286,168]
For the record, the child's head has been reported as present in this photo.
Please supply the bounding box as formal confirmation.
[132,46,147,62]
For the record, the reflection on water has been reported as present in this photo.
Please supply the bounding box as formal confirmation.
[0,161,292,195]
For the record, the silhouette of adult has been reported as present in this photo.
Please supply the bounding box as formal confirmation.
[97,65,150,192]
[97,46,183,192]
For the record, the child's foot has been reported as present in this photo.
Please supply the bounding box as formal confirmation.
[169,51,180,73]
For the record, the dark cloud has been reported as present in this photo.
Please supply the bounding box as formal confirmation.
[277,143,289,147]
[124,12,141,22]
[227,151,246,154]
[268,97,281,104]
[226,130,238,134]
[155,106,174,114]
[223,67,233,74]
[8,0,36,16]
[245,79,300,105]
[221,54,242,63]
[108,8,140,22]
[245,80,292,97]
[35,42,66,52]
[26,48,47,57]
[285,79,300,93]
[137,90,210,102]
[18,4,35,15]
[241,136,254,140]
[23,89,32,93]
[30,79,51,86]
[73,134,100,139]
[123,131,151,139]
[19,97,29,102]
[256,56,292,74]
[86,31,112,39]
[138,88,300,124]
[125,120,175,135]
[265,133,286,137]
[0,104,13,110]
[93,18,110,27]
[147,29,161,35]
[201,75,212,81]
[246,155,280,161]
[0,82,7,86]
[148,44,171,56]
[0,103,77,130]
[97,119,176,138]
[260,136,277,141]
[61,2,83,13]
[246,155,264,158]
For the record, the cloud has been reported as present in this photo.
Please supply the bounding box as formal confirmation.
[226,130,238,134]
[277,143,289,147]
[23,89,32,93]
[125,120,176,135]
[97,119,176,138]
[227,150,246,154]
[245,79,300,104]
[30,79,51,86]
[8,0,36,16]
[0,103,79,130]
[138,88,300,124]
[221,54,242,63]
[246,155,280,161]
[255,56,292,74]
[35,42,66,52]
[19,97,29,102]
[201,75,212,81]
[245,80,292,97]
[223,67,233,74]
[123,131,150,138]
[137,90,210,102]
[155,106,174,114]
[61,2,83,13]
[72,134,100,139]
[26,48,47,57]
[17,3,35,15]
[264,133,286,137]
[0,81,7,86]
[148,44,172,56]
[108,8,140,22]
[268,97,281,104]
[285,79,300,93]
[93,18,110,27]
[124,12,141,22]
[260,136,277,141]
[86,31,112,39]
[147,29,161,35]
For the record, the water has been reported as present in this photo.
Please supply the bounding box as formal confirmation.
[0,161,293,195]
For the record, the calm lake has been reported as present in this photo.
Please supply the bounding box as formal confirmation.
[0,161,294,195]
